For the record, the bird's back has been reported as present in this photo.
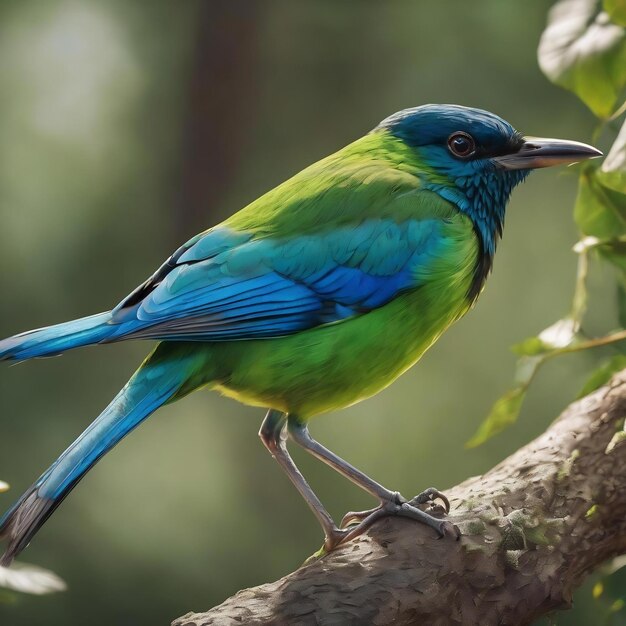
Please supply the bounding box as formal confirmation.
[223,131,438,236]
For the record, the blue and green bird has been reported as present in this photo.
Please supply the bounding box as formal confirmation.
[0,105,601,565]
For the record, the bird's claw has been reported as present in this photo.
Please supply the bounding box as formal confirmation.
[408,487,450,514]
[340,507,379,529]
[340,487,450,529]
[331,486,460,549]
[321,503,459,556]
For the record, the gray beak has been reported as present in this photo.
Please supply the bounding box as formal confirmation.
[494,137,602,170]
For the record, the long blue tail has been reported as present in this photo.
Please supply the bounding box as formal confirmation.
[0,312,116,362]
[0,344,195,565]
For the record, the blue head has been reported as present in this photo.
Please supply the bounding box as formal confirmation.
[376,104,600,261]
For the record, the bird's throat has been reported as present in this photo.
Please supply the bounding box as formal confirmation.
[424,168,529,298]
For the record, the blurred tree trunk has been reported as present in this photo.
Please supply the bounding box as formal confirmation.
[173,371,626,626]
[176,0,260,239]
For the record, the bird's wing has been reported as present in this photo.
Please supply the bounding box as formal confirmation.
[109,214,456,342]
[107,148,474,343]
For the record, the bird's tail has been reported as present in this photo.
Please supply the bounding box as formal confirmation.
[0,343,204,566]
[0,312,117,362]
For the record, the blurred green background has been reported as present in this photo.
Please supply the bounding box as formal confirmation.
[0,1,622,624]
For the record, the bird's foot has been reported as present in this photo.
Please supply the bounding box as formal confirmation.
[341,487,449,526]
[331,487,458,547]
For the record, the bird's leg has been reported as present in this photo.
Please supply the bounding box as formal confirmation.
[287,418,458,543]
[259,409,349,550]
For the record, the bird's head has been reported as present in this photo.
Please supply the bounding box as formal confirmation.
[376,104,601,257]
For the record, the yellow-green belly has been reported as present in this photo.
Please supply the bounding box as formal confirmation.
[208,277,473,419]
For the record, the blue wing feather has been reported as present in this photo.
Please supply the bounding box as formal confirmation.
[109,219,445,341]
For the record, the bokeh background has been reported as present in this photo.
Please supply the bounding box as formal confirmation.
[0,1,623,624]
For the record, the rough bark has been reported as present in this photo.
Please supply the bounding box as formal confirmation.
[174,371,626,626]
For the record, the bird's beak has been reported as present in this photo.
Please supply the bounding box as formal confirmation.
[493,137,602,170]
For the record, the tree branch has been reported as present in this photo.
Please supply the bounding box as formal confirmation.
[174,371,626,626]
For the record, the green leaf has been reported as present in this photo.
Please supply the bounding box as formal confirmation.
[577,354,626,397]
[512,318,579,356]
[604,0,626,25]
[466,356,542,448]
[538,0,626,118]
[465,387,526,448]
[598,118,626,194]
[512,336,549,356]
[588,237,626,272]
[575,168,626,239]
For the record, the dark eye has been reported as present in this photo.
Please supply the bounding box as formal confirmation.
[447,132,475,158]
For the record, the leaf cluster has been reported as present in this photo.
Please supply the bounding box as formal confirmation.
[468,0,626,449]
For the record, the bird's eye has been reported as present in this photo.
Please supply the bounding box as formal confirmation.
[447,132,475,158]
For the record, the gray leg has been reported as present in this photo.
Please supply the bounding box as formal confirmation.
[259,410,350,550]
[287,419,458,541]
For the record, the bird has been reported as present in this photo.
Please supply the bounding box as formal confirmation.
[0,104,601,567]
